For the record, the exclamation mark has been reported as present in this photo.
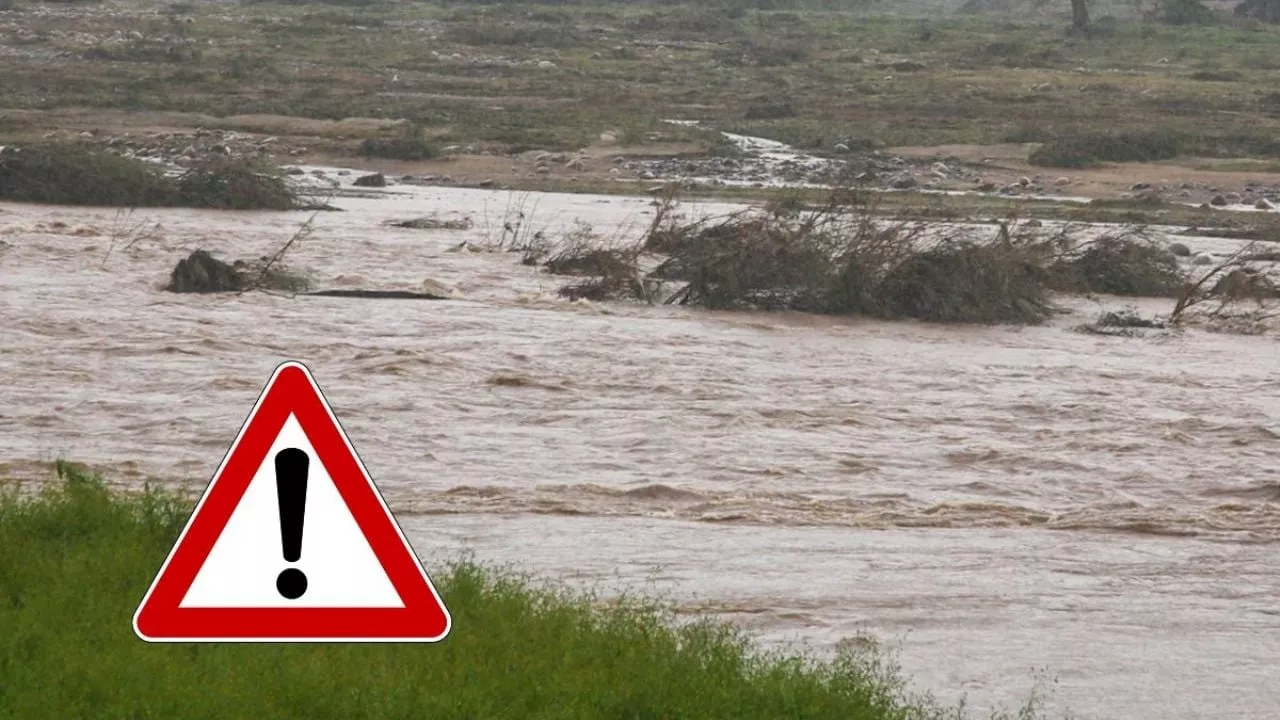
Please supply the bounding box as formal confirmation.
[275,448,309,600]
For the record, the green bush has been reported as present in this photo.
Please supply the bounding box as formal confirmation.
[358,124,438,161]
[0,144,298,209]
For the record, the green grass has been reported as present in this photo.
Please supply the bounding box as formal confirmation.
[0,462,1026,720]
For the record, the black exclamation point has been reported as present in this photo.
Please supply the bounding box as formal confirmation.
[275,448,309,600]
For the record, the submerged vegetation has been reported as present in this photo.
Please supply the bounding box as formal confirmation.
[0,144,299,210]
[0,463,1050,719]
[536,188,1277,327]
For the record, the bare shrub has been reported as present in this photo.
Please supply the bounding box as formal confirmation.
[1169,241,1280,328]
[542,221,649,302]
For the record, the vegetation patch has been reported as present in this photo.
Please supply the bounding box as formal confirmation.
[1030,130,1280,168]
[1029,131,1184,168]
[576,193,1058,324]
[0,463,1001,720]
[0,144,299,210]
[358,124,438,161]
[1048,234,1184,297]
[173,157,297,210]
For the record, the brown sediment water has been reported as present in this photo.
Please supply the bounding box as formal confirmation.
[2,177,1278,719]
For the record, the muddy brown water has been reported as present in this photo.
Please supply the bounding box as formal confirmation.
[2,179,1279,719]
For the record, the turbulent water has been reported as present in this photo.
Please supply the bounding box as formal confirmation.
[2,177,1279,719]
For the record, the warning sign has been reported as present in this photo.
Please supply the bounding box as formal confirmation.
[132,361,451,642]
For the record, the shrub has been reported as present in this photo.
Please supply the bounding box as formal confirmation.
[1029,131,1184,167]
[1162,0,1217,24]
[541,221,649,302]
[875,241,1052,324]
[358,124,438,161]
[174,158,296,210]
[0,144,298,209]
[1049,235,1184,297]
[744,99,797,120]
[0,144,173,206]
[647,196,1056,324]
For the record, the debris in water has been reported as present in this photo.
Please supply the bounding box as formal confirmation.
[165,250,243,293]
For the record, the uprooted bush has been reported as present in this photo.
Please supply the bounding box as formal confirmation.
[0,144,299,209]
[1048,233,1184,297]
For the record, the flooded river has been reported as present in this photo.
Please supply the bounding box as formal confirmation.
[2,179,1279,719]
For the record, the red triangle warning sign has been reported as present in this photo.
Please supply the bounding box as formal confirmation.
[133,361,451,642]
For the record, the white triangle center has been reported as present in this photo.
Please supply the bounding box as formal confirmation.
[180,414,405,608]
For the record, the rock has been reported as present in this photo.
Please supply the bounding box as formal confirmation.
[353,173,386,187]
[537,60,556,69]
[1192,253,1215,266]
[1257,198,1276,210]
[834,143,850,153]
[1210,194,1228,207]
[1055,177,1071,186]
[476,178,495,187]
[599,132,618,145]
[286,167,305,176]
[977,182,997,192]
[891,176,918,190]
[565,158,587,171]
[1132,182,1151,190]
[166,250,244,293]
[1024,219,1043,228]
[1168,242,1192,257]
[1018,176,1031,187]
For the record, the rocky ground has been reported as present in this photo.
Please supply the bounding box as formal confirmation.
[13,120,1280,216]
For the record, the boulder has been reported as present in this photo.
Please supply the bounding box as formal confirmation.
[353,173,387,188]
[166,250,244,293]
